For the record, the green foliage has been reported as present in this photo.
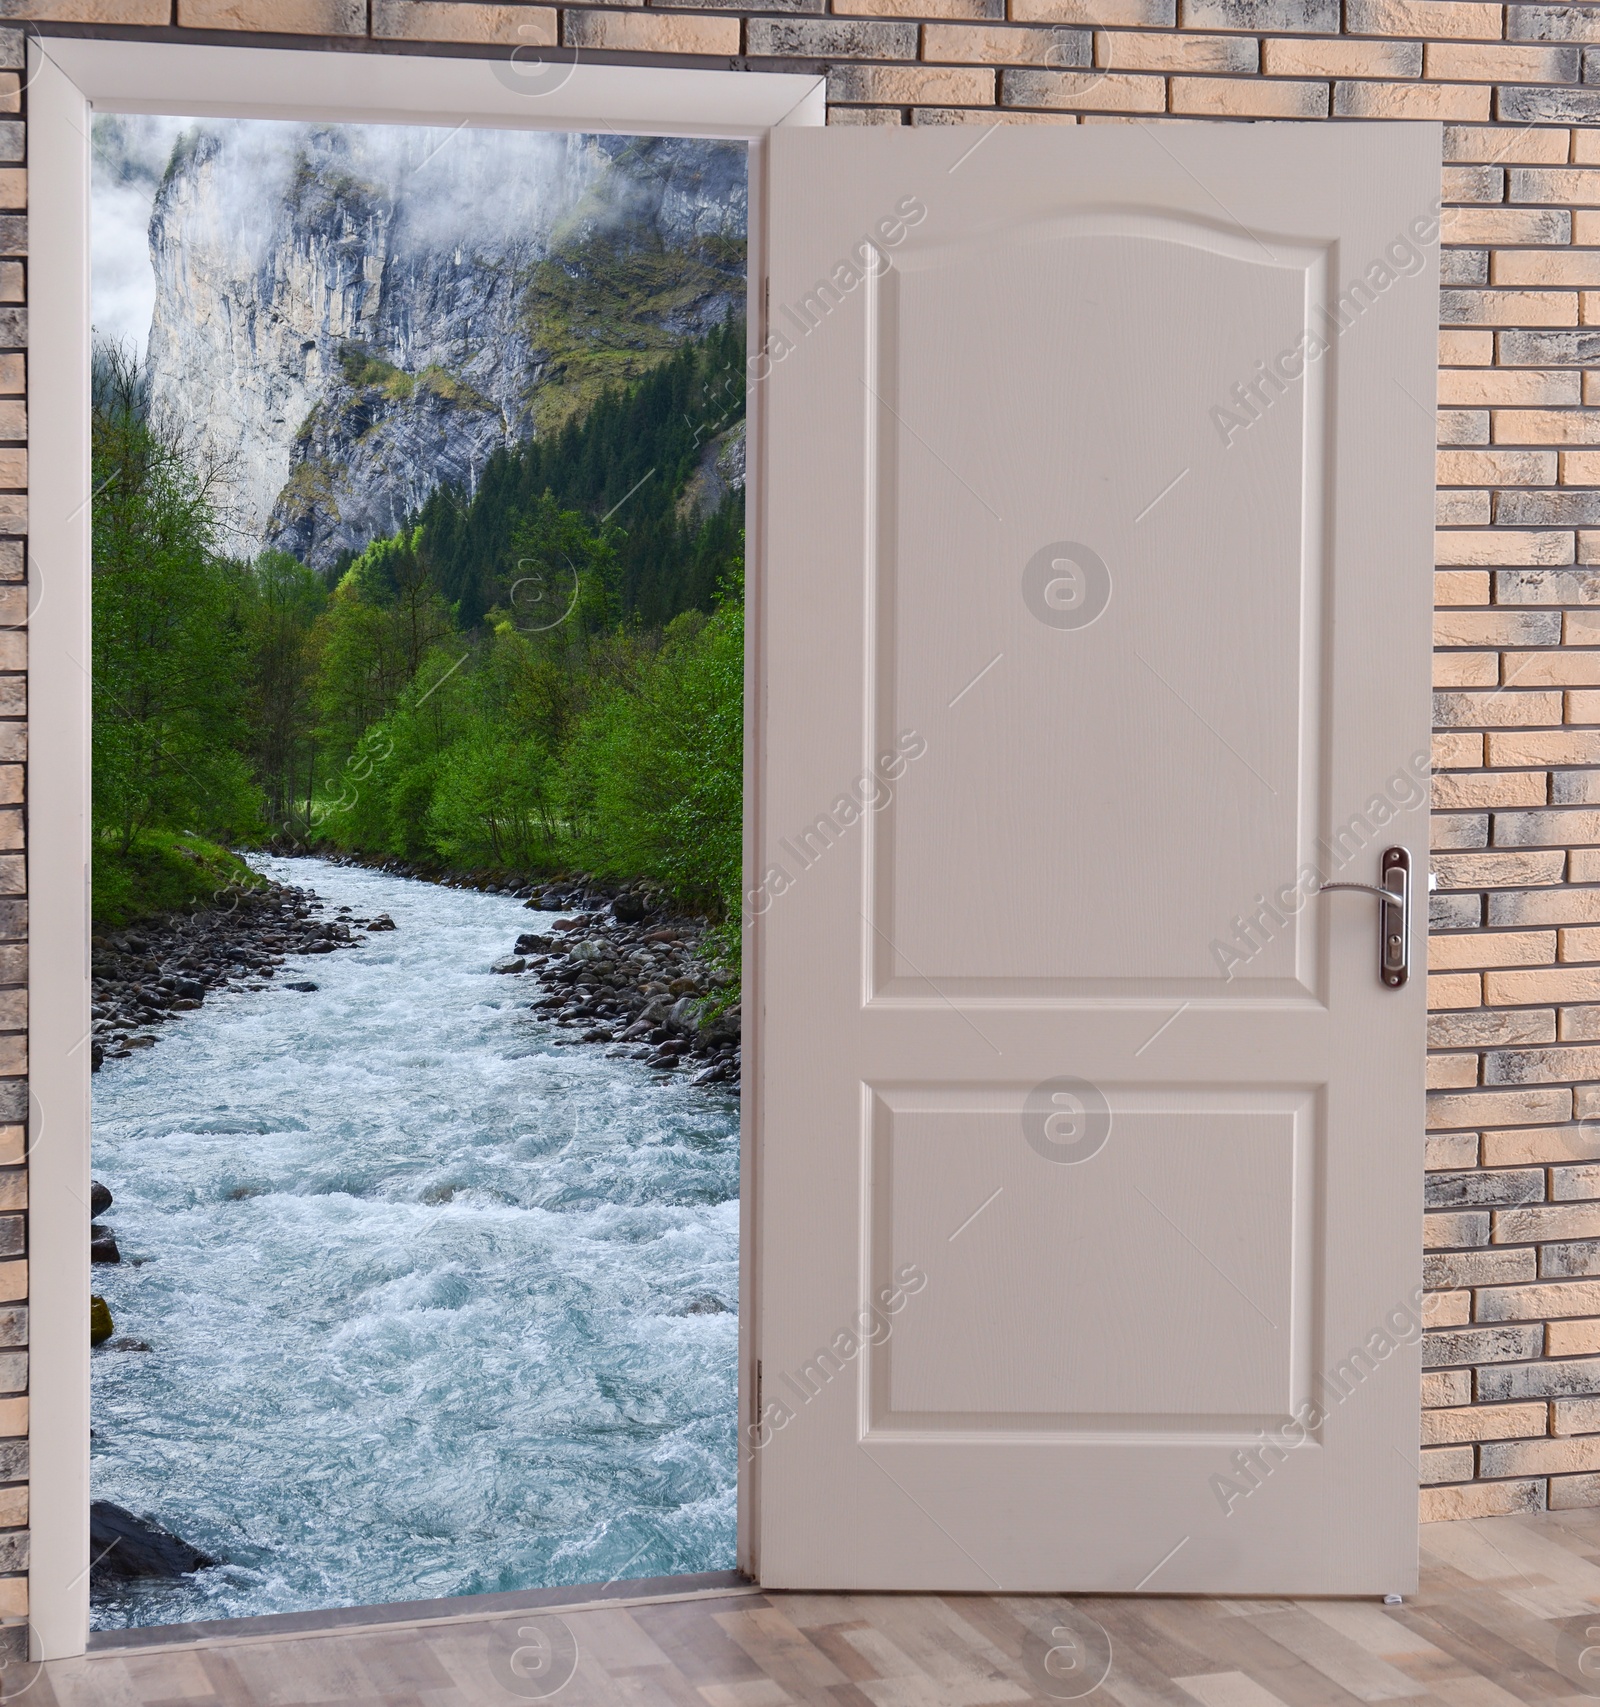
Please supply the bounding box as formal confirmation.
[92,830,265,931]
[91,342,262,858]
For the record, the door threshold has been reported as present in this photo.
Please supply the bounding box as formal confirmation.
[85,1570,755,1655]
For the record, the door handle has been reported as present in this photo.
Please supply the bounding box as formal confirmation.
[1319,847,1409,988]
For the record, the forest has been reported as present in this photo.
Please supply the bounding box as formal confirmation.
[90,320,747,954]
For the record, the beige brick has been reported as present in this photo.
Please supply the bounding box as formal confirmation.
[1088,29,1252,69]
[1428,42,1580,81]
[0,0,164,14]
[1428,1052,1480,1089]
[1435,651,1497,688]
[832,108,916,124]
[1511,168,1600,207]
[1000,68,1164,108]
[1426,1130,1481,1169]
[1571,849,1600,881]
[1563,451,1600,485]
[1437,610,1562,649]
[1495,1202,1600,1242]
[0,1397,24,1436]
[1495,411,1600,445]
[923,24,1081,63]
[1425,1288,1473,1326]
[371,0,556,41]
[1434,569,1492,605]
[1431,1008,1554,1050]
[1477,1279,1600,1322]
[833,64,995,101]
[1434,450,1550,484]
[0,362,21,400]
[1568,1005,1600,1039]
[1428,972,1482,1010]
[1433,849,1565,888]
[1496,252,1600,290]
[0,1262,22,1305]
[565,10,739,52]
[1348,0,1501,36]
[1440,329,1494,365]
[1439,368,1580,406]
[1430,1086,1572,1129]
[1432,772,1546,810]
[1009,0,1172,19]
[1423,1370,1472,1407]
[1504,651,1600,687]
[1552,1470,1600,1507]
[1483,1122,1595,1164]
[1448,291,1578,328]
[1554,1396,1600,1434]
[1420,1444,1475,1483]
[1491,732,1600,767]
[1422,1401,1548,1445]
[1580,212,1600,246]
[1549,1318,1600,1355]
[1420,1479,1545,1522]
[1427,1247,1535,1287]
[1437,529,1574,567]
[1435,689,1563,729]
[1435,732,1484,769]
[1560,925,1600,960]
[840,0,999,12]
[1447,123,1570,164]
[1424,1209,1490,1245]
[1443,207,1571,246]
[1334,81,1489,121]
[1569,689,1600,718]
[1566,611,1600,646]
[1431,929,1555,969]
[1482,1435,1600,1477]
[177,0,363,28]
[1263,37,1418,76]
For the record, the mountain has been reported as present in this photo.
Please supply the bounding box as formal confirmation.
[134,120,746,570]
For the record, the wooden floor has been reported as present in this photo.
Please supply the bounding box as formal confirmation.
[32,1511,1600,1706]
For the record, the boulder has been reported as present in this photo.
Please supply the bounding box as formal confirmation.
[90,1180,113,1217]
[367,914,397,931]
[492,957,527,975]
[89,1501,217,1579]
[90,1295,114,1346]
[515,933,556,955]
[613,892,649,924]
[90,1227,121,1265]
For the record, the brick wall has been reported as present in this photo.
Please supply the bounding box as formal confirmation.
[9,0,1600,1620]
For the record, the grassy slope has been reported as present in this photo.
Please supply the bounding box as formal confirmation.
[93,831,266,931]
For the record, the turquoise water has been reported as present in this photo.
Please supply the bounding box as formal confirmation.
[90,855,739,1629]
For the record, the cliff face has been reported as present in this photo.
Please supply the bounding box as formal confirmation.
[142,123,746,569]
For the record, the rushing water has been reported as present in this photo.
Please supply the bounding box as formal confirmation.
[90,855,739,1630]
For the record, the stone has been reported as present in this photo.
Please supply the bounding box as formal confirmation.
[89,1501,216,1579]
[367,914,396,931]
[492,957,527,975]
[90,1179,112,1217]
[90,1295,113,1346]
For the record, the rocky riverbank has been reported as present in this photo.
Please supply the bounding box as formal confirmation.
[509,899,741,1089]
[318,855,743,1089]
[91,880,391,1070]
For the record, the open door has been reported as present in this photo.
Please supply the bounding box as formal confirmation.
[755,123,1437,1594]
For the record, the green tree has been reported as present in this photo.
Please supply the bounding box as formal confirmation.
[91,342,260,853]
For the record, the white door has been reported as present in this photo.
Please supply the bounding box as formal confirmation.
[754,123,1438,1595]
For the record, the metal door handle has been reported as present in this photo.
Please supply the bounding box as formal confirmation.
[1319,847,1409,988]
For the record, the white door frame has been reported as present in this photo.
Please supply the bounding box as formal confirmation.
[26,36,821,1659]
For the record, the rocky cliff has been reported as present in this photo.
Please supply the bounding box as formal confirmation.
[140,122,746,569]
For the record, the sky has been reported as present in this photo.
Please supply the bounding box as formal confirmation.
[91,114,190,359]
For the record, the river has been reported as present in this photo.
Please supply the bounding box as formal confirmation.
[89,855,740,1630]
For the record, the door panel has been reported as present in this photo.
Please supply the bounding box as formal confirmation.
[758,124,1438,1594]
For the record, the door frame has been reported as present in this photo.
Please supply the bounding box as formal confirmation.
[27,35,821,1658]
